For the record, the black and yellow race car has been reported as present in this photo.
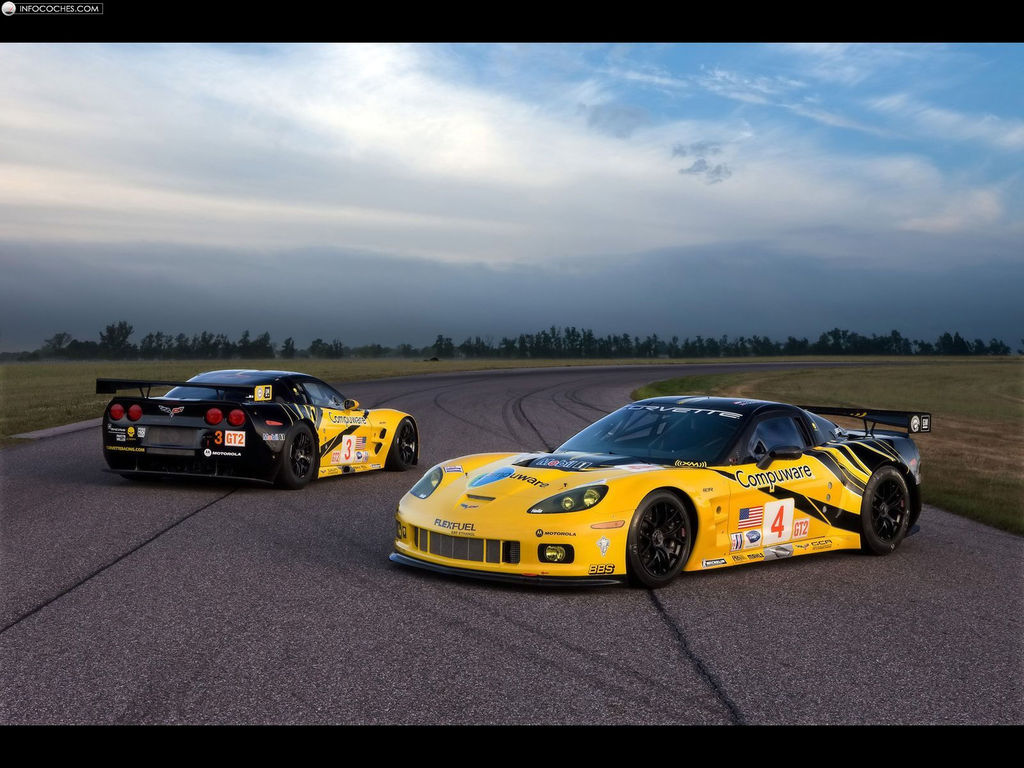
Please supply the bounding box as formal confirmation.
[391,396,929,587]
[97,369,418,488]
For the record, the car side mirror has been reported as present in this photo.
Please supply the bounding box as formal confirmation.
[756,445,803,470]
[343,398,359,411]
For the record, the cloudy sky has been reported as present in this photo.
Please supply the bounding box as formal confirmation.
[1,43,1021,351]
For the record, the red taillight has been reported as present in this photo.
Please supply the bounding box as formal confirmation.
[205,407,223,425]
[109,403,125,420]
[227,409,245,427]
[127,404,143,421]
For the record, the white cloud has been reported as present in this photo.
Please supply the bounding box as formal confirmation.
[869,92,1024,151]
[0,43,1013,271]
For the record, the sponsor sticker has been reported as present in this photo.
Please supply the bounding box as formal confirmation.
[443,465,463,473]
[730,532,744,552]
[792,517,809,540]
[541,458,593,470]
[434,518,476,534]
[262,432,286,441]
[224,430,245,447]
[588,564,615,575]
[204,448,241,458]
[510,472,548,488]
[137,426,146,438]
[106,445,144,453]
[127,426,135,438]
[158,405,185,417]
[744,529,761,549]
[674,460,708,467]
[329,413,367,425]
[627,405,742,419]
[702,558,727,568]
[597,536,610,557]
[735,465,814,492]
[254,385,273,402]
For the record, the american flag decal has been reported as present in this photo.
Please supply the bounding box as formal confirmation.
[354,436,366,449]
[738,505,764,529]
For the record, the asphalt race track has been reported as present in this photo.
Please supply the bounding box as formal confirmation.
[2,363,1021,724]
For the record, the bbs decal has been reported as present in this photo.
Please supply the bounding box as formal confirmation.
[588,564,615,575]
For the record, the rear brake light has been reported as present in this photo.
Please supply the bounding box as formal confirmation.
[228,409,245,427]
[127,404,143,421]
[205,407,223,425]
[109,403,125,420]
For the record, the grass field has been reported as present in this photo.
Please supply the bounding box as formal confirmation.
[633,359,1024,535]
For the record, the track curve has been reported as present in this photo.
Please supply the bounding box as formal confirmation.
[1,362,1021,724]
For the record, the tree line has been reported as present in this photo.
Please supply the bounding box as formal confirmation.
[1,321,1016,362]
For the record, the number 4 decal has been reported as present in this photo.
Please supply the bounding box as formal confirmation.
[762,498,795,545]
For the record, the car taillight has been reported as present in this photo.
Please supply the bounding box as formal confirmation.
[205,407,223,425]
[227,409,245,427]
[127,404,143,421]
[109,403,125,420]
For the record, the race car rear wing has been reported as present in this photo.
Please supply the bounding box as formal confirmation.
[799,405,932,435]
[96,378,256,399]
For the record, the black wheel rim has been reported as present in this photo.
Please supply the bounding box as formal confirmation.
[871,477,907,541]
[290,431,314,478]
[637,500,689,577]
[398,423,416,465]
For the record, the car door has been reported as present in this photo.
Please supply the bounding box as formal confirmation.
[300,380,372,474]
[727,410,825,560]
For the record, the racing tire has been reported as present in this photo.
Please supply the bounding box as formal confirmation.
[385,418,417,471]
[626,491,693,589]
[860,466,910,555]
[277,423,317,490]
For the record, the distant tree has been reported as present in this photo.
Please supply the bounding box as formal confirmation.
[281,337,296,359]
[251,331,274,358]
[42,331,73,357]
[396,343,415,357]
[987,338,1011,356]
[355,343,387,358]
[99,321,135,359]
[309,338,344,358]
[432,334,454,358]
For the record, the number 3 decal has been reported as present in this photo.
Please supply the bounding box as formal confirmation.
[762,498,794,545]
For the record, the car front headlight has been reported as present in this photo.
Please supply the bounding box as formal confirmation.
[527,485,608,514]
[409,466,445,499]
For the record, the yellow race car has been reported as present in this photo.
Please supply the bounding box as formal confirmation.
[390,396,929,587]
[98,369,418,488]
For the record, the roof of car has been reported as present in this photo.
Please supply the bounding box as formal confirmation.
[187,369,315,385]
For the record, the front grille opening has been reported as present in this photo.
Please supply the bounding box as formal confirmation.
[413,526,517,565]
[502,541,520,564]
